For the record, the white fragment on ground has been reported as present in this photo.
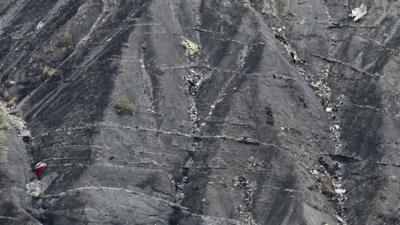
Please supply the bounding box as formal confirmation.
[336,215,345,223]
[333,179,346,197]
[335,188,346,195]
[325,107,332,112]
[349,3,368,22]
[26,173,57,198]
[272,26,303,64]
[36,21,44,30]
[26,180,41,197]
[311,169,319,176]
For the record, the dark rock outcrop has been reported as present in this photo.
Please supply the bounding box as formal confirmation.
[0,0,399,224]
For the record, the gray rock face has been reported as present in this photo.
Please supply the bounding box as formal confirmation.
[0,0,399,224]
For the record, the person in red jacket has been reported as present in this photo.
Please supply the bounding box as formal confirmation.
[33,162,46,177]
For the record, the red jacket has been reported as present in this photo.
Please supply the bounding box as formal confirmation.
[34,162,46,176]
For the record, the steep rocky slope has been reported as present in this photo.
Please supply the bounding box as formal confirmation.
[0,0,399,225]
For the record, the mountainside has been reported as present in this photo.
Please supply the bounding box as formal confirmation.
[0,0,399,225]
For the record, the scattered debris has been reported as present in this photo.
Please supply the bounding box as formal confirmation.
[286,46,302,64]
[26,180,41,197]
[273,26,304,64]
[315,157,348,224]
[181,36,200,56]
[233,176,258,225]
[349,3,368,22]
[309,66,346,181]
[184,68,205,133]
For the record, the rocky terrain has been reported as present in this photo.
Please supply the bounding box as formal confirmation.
[0,0,399,224]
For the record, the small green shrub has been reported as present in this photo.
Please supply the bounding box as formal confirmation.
[57,30,71,48]
[114,96,134,115]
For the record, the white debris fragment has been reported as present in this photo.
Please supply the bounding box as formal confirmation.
[184,158,194,168]
[21,130,31,138]
[336,215,345,223]
[333,179,346,197]
[26,180,41,197]
[349,3,368,22]
[325,107,332,112]
[335,188,346,195]
[272,26,286,32]
[36,21,44,30]
[8,80,16,85]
